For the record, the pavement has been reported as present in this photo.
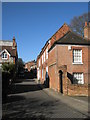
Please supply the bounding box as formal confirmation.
[38,83,89,115]
[2,79,90,119]
[38,82,89,116]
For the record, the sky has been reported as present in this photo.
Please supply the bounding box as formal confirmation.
[2,2,88,62]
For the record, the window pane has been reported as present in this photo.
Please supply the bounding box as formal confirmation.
[73,49,82,63]
[73,73,83,84]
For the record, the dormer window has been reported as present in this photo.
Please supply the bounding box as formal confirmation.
[2,52,7,59]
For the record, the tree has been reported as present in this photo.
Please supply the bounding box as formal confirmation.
[2,63,16,84]
[16,58,25,75]
[69,13,88,36]
[2,63,15,74]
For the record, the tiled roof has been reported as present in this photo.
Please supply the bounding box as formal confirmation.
[49,31,90,52]
[56,31,90,45]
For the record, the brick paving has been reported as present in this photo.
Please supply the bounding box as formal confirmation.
[2,79,89,119]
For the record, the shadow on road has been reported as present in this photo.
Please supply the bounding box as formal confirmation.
[11,84,42,94]
[23,79,36,82]
[2,96,59,119]
[3,95,25,104]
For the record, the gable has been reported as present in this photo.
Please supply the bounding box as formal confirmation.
[0,49,11,56]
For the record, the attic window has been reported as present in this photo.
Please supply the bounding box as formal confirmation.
[2,52,7,59]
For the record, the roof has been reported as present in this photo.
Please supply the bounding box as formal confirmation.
[49,31,90,52]
[25,60,36,64]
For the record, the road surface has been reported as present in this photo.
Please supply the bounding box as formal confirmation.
[2,79,89,119]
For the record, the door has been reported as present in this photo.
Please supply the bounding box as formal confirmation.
[59,70,63,93]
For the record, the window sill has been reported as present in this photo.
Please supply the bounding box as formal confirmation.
[73,83,84,85]
[2,58,8,60]
[72,62,83,65]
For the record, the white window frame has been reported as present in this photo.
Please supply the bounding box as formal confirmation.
[42,55,43,64]
[73,49,82,64]
[44,52,45,62]
[2,52,8,59]
[39,59,40,67]
[37,68,40,80]
[46,48,48,59]
[73,73,84,84]
[46,66,48,73]
[42,68,43,79]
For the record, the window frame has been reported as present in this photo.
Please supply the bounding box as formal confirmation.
[42,55,43,64]
[44,52,45,62]
[42,68,43,79]
[2,52,8,59]
[73,73,84,84]
[46,48,48,60]
[39,59,40,67]
[73,49,82,64]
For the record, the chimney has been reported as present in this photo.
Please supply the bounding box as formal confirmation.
[84,21,90,39]
[13,36,16,47]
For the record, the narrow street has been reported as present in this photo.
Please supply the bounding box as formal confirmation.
[2,79,89,119]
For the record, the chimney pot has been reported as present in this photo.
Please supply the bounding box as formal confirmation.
[13,36,16,47]
[84,21,90,39]
[85,22,87,27]
[13,36,15,40]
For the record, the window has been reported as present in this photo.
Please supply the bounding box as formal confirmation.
[46,66,48,79]
[73,49,82,63]
[42,55,43,64]
[73,73,84,84]
[42,68,43,79]
[44,52,45,62]
[37,69,40,80]
[46,48,48,59]
[2,52,7,59]
[39,59,40,67]
[46,66,48,73]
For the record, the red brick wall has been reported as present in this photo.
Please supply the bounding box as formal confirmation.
[37,44,49,83]
[37,23,70,84]
[84,26,90,39]
[48,46,58,90]
[48,44,89,96]
[57,45,89,84]
[67,83,88,96]
[88,46,90,84]
[50,24,70,46]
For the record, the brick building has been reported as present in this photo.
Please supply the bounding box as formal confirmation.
[25,60,37,72]
[0,37,18,67]
[37,22,90,96]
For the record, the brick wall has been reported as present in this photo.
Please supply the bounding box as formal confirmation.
[84,22,90,39]
[48,44,89,96]
[37,23,70,84]
[67,82,88,96]
[57,45,89,84]
[37,43,49,84]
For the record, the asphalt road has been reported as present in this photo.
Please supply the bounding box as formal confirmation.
[2,79,89,119]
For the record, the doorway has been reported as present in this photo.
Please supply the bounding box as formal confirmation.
[59,70,63,94]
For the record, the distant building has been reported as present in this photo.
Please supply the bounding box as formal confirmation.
[37,22,90,96]
[0,37,18,67]
[25,60,37,72]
